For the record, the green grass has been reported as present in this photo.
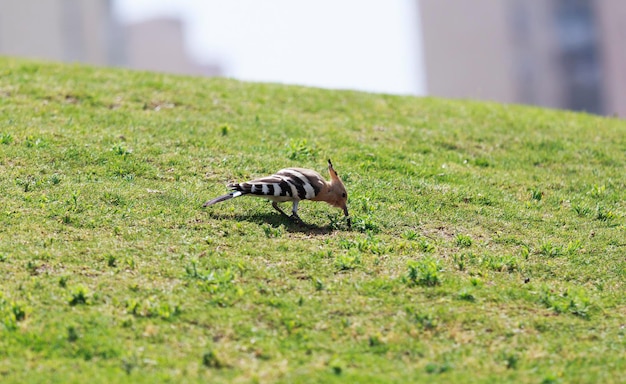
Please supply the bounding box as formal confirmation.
[1,57,625,383]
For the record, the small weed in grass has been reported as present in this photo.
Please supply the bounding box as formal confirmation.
[588,184,606,198]
[572,204,591,217]
[341,234,388,254]
[539,241,563,258]
[68,286,90,306]
[328,356,344,375]
[185,262,235,293]
[406,309,438,330]
[455,234,473,247]
[287,138,317,161]
[338,238,353,250]
[102,192,125,207]
[425,362,452,374]
[335,251,361,271]
[520,245,530,259]
[125,299,140,316]
[202,350,224,369]
[49,173,62,185]
[327,214,341,230]
[111,144,132,157]
[540,287,593,319]
[313,278,325,291]
[184,261,202,279]
[352,216,380,233]
[12,304,26,322]
[106,254,117,268]
[121,354,139,375]
[458,289,475,302]
[541,374,561,384]
[530,188,543,201]
[368,333,389,354]
[67,326,79,342]
[24,136,36,147]
[2,314,19,331]
[501,352,520,370]
[145,300,181,320]
[16,176,37,193]
[417,239,435,253]
[482,254,519,273]
[25,260,39,275]
[453,253,466,271]
[453,252,475,271]
[61,213,72,225]
[358,197,379,214]
[327,213,350,230]
[595,205,615,222]
[473,157,491,168]
[566,240,583,255]
[124,257,136,270]
[125,299,181,320]
[66,190,80,212]
[263,225,283,238]
[402,230,418,240]
[24,135,47,148]
[406,258,442,287]
[0,132,13,145]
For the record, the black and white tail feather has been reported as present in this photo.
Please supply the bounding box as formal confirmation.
[203,160,350,227]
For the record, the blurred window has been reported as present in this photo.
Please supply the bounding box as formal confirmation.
[553,0,603,114]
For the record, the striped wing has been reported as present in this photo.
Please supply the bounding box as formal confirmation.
[229,168,325,200]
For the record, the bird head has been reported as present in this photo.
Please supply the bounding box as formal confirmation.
[327,159,350,227]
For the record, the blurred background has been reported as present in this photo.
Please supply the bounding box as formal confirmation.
[1,0,624,117]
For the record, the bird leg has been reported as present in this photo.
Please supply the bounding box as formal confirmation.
[271,201,291,218]
[271,201,304,225]
[290,201,304,224]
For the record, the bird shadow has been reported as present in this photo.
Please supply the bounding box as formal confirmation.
[207,212,339,235]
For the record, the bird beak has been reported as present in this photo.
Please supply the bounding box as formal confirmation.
[343,206,351,228]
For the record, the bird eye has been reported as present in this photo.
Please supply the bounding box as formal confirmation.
[342,193,346,198]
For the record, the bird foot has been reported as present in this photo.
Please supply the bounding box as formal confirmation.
[290,214,305,226]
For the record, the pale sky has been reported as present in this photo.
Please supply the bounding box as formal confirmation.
[113,0,426,95]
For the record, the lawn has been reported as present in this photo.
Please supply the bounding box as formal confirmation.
[0,57,625,383]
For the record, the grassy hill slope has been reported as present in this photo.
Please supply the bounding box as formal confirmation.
[0,57,625,383]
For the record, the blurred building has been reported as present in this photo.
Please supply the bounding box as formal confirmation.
[0,0,122,65]
[124,18,221,77]
[0,0,221,76]
[419,0,626,117]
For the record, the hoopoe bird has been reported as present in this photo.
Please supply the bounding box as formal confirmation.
[203,159,350,227]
